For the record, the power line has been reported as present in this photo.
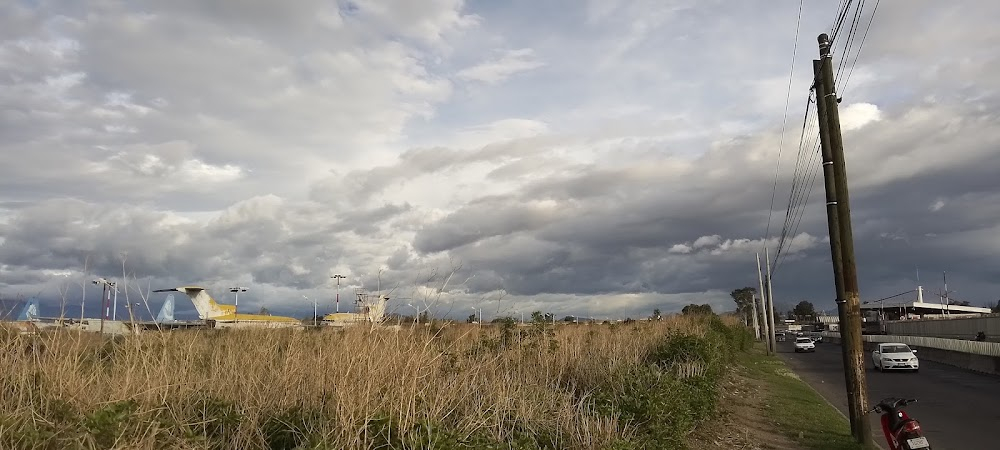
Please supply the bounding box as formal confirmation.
[863,290,914,304]
[762,0,804,259]
[774,0,883,273]
[836,0,867,93]
[774,148,819,267]
[841,0,881,94]
[776,133,823,271]
[772,94,816,270]
[773,94,826,272]
[830,0,854,44]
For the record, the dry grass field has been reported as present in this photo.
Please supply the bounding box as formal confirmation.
[0,315,751,449]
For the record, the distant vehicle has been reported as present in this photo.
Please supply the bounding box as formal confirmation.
[794,337,816,352]
[809,334,823,343]
[872,343,919,372]
[776,332,786,342]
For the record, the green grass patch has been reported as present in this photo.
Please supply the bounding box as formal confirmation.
[737,345,873,450]
[590,316,754,449]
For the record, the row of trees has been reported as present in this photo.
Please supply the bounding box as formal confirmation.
[466,311,559,324]
[730,286,821,323]
[415,291,1000,326]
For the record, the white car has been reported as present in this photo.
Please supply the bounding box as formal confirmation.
[871,343,919,372]
[794,337,815,352]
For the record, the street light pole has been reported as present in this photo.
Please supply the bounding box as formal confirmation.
[331,274,347,313]
[97,280,107,333]
[407,303,420,324]
[303,295,317,327]
[230,287,247,325]
[92,277,117,333]
[111,281,118,321]
[471,307,481,327]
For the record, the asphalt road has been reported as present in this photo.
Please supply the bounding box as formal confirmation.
[778,340,1000,450]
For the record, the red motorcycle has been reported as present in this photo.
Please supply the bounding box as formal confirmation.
[869,398,931,450]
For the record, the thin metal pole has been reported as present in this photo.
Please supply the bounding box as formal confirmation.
[756,253,769,348]
[764,248,777,354]
[112,282,118,321]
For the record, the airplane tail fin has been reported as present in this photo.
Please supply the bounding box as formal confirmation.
[156,294,176,323]
[154,287,232,320]
[16,298,40,321]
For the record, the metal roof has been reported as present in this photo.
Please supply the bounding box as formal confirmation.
[860,301,992,314]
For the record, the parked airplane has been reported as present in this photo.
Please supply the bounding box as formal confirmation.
[4,298,71,334]
[155,294,176,323]
[15,298,39,321]
[153,287,302,328]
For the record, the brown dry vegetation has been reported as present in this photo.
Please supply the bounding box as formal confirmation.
[0,315,751,449]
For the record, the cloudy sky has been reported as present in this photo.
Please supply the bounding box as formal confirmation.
[1,0,998,321]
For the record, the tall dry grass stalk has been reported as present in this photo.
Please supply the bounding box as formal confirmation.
[0,316,717,449]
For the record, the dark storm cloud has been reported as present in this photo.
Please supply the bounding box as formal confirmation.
[2,1,999,321]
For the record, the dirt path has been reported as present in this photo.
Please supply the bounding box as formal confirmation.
[688,365,798,450]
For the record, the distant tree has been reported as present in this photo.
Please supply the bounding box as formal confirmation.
[258,307,270,316]
[948,300,971,307]
[467,314,476,323]
[682,304,713,315]
[793,301,816,320]
[785,310,794,321]
[492,316,515,325]
[993,300,1000,313]
[563,315,576,322]
[418,311,430,323]
[730,287,756,324]
[651,308,662,321]
[531,311,544,323]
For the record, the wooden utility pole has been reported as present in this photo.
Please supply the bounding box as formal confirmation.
[814,56,855,422]
[816,33,872,446]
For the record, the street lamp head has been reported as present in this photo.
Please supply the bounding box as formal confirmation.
[229,287,247,293]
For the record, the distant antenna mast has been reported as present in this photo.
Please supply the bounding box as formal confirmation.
[943,271,950,316]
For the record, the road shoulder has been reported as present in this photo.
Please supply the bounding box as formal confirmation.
[731,344,868,450]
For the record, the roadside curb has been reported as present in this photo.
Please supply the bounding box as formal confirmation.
[781,359,885,450]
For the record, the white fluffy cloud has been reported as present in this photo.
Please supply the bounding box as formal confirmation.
[2,1,999,320]
[456,48,544,84]
[840,103,883,131]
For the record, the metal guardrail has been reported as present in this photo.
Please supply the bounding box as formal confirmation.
[819,332,1000,357]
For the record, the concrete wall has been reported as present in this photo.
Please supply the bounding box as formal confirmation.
[909,346,1000,376]
[886,314,1000,341]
